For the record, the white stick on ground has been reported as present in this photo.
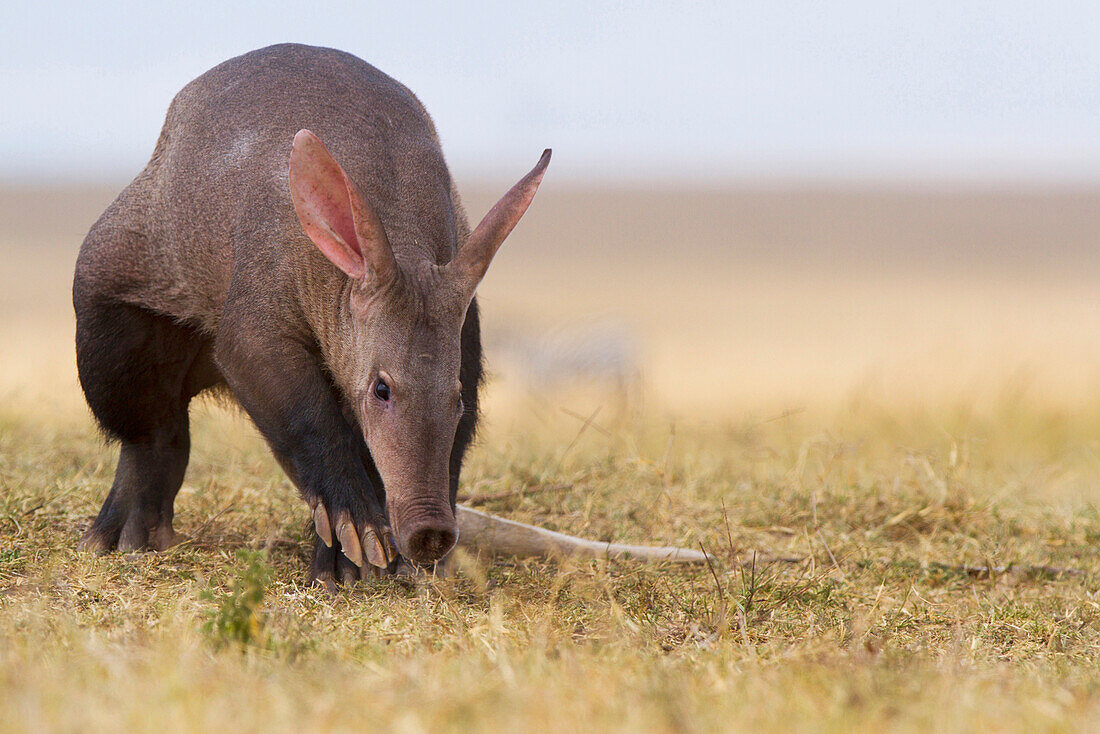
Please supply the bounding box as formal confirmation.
[455,504,706,563]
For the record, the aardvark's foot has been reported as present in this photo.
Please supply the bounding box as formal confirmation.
[308,533,454,592]
[78,499,181,553]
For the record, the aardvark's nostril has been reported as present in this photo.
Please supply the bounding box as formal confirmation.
[403,521,458,563]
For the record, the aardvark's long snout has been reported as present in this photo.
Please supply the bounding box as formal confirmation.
[390,499,458,564]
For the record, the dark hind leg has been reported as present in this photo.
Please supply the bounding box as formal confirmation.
[75,299,217,552]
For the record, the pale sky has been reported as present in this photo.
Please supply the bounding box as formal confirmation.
[2,1,1098,183]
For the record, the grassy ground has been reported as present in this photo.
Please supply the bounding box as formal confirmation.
[2,395,1099,733]
[2,184,1098,731]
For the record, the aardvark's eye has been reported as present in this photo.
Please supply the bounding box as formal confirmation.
[373,378,390,402]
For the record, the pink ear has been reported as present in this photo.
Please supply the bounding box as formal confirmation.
[449,149,551,296]
[288,129,394,280]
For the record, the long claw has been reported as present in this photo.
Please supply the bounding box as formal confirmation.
[382,527,399,561]
[312,572,338,595]
[77,530,113,555]
[313,504,334,547]
[339,561,359,586]
[362,527,389,569]
[336,516,364,568]
[393,558,420,577]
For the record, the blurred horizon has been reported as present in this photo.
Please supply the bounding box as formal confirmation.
[2,1,1098,185]
[2,3,1098,419]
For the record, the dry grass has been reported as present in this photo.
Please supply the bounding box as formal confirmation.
[2,398,1100,733]
[1,184,1099,732]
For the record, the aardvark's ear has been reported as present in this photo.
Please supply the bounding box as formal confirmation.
[448,149,551,297]
[288,129,397,281]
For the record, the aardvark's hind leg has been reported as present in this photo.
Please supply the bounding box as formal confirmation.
[74,297,216,552]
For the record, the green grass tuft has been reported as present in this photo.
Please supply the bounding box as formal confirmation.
[200,550,273,651]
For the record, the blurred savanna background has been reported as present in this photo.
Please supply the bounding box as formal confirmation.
[2,3,1099,732]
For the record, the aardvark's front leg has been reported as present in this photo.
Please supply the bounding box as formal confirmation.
[216,322,398,589]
